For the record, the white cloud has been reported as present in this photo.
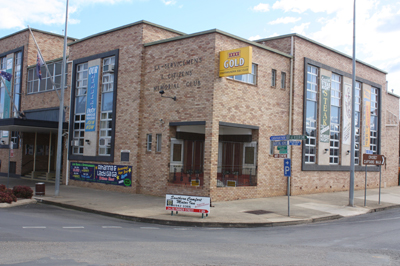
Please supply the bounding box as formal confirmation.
[291,22,310,35]
[272,0,345,14]
[0,0,131,30]
[249,35,262,41]
[252,3,270,12]
[161,0,176,5]
[268,17,301,25]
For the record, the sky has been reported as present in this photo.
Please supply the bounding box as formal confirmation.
[1,0,400,95]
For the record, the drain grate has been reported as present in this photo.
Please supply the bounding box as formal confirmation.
[244,210,273,215]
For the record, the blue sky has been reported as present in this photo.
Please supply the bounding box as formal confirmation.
[1,0,400,95]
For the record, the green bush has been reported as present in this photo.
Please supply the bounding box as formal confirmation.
[13,185,33,199]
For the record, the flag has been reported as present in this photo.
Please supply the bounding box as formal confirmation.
[0,70,12,82]
[36,52,44,80]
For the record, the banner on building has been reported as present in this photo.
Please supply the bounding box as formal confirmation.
[85,65,99,132]
[320,75,331,143]
[342,83,352,145]
[70,162,132,187]
[3,57,13,119]
[363,86,371,147]
[219,46,252,77]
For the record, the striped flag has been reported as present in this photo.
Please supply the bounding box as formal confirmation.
[36,52,44,80]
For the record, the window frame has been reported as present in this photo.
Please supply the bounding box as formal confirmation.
[227,63,257,85]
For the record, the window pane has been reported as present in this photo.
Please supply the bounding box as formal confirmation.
[173,144,182,162]
[244,147,255,164]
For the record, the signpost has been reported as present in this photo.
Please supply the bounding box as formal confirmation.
[284,158,291,217]
[166,194,210,218]
[269,135,306,217]
[362,154,385,206]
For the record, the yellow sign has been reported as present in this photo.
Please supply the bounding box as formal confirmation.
[227,180,236,187]
[219,46,252,77]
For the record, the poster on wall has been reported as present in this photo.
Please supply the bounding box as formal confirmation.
[85,65,99,132]
[342,83,352,145]
[320,75,331,143]
[70,162,132,187]
[363,86,371,147]
[219,46,252,77]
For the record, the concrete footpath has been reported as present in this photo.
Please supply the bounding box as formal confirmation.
[2,176,400,227]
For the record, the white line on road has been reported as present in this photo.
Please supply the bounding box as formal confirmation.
[102,226,122,228]
[62,226,84,229]
[23,226,46,229]
[140,227,160,229]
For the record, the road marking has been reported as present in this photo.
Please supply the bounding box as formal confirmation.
[62,226,84,229]
[140,227,159,230]
[204,228,224,230]
[23,226,46,229]
[102,226,122,228]
[174,227,188,230]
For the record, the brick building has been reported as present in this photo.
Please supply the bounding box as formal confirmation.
[0,20,398,201]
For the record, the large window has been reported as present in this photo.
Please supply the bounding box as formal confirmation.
[13,52,22,118]
[72,62,88,155]
[330,73,341,165]
[370,87,379,154]
[227,63,257,85]
[27,60,67,93]
[305,65,318,163]
[99,56,115,156]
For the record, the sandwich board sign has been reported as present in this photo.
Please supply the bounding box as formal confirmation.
[166,194,210,218]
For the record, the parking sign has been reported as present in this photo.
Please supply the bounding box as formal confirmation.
[284,158,291,177]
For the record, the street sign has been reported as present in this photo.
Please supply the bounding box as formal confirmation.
[274,154,287,159]
[363,154,385,165]
[288,141,301,146]
[365,150,373,154]
[270,135,287,141]
[284,158,291,177]
[289,135,307,140]
[273,141,288,146]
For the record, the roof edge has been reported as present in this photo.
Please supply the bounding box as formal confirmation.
[255,33,388,74]
[0,28,77,43]
[68,20,186,46]
[388,91,400,98]
[145,29,292,58]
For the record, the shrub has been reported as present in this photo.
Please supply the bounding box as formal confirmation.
[0,184,6,192]
[0,191,13,204]
[13,186,33,199]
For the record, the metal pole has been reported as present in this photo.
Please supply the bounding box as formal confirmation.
[55,0,69,196]
[364,165,367,206]
[349,0,356,207]
[7,142,12,189]
[288,175,291,217]
[379,165,382,205]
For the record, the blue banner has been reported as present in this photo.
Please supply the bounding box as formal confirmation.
[3,58,12,119]
[85,65,99,131]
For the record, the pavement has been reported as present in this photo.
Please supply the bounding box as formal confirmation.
[2,176,400,228]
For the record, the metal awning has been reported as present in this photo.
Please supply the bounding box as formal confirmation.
[0,118,68,133]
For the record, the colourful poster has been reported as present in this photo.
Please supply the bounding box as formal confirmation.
[70,162,132,187]
[363,87,371,147]
[342,83,352,145]
[85,65,99,131]
[320,75,331,143]
[3,57,13,119]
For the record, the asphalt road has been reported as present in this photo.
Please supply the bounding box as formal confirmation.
[1,203,400,265]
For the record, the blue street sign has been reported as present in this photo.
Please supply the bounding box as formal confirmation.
[288,141,301,146]
[366,150,373,154]
[284,158,291,177]
[270,135,287,141]
[273,141,288,146]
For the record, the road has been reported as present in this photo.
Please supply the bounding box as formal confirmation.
[1,203,400,265]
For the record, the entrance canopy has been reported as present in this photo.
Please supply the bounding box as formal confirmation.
[0,118,68,133]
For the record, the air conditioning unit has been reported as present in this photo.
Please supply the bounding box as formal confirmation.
[71,139,79,147]
[103,64,115,73]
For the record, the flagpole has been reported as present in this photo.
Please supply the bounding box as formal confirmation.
[55,0,69,196]
[349,0,356,206]
[27,26,61,101]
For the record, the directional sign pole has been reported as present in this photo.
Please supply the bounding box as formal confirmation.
[364,164,367,207]
[379,165,381,205]
[284,158,291,217]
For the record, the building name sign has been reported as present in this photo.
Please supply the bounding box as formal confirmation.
[152,57,202,91]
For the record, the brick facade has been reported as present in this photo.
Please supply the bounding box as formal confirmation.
[0,22,398,202]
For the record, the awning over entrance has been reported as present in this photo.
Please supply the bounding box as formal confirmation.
[0,118,68,133]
